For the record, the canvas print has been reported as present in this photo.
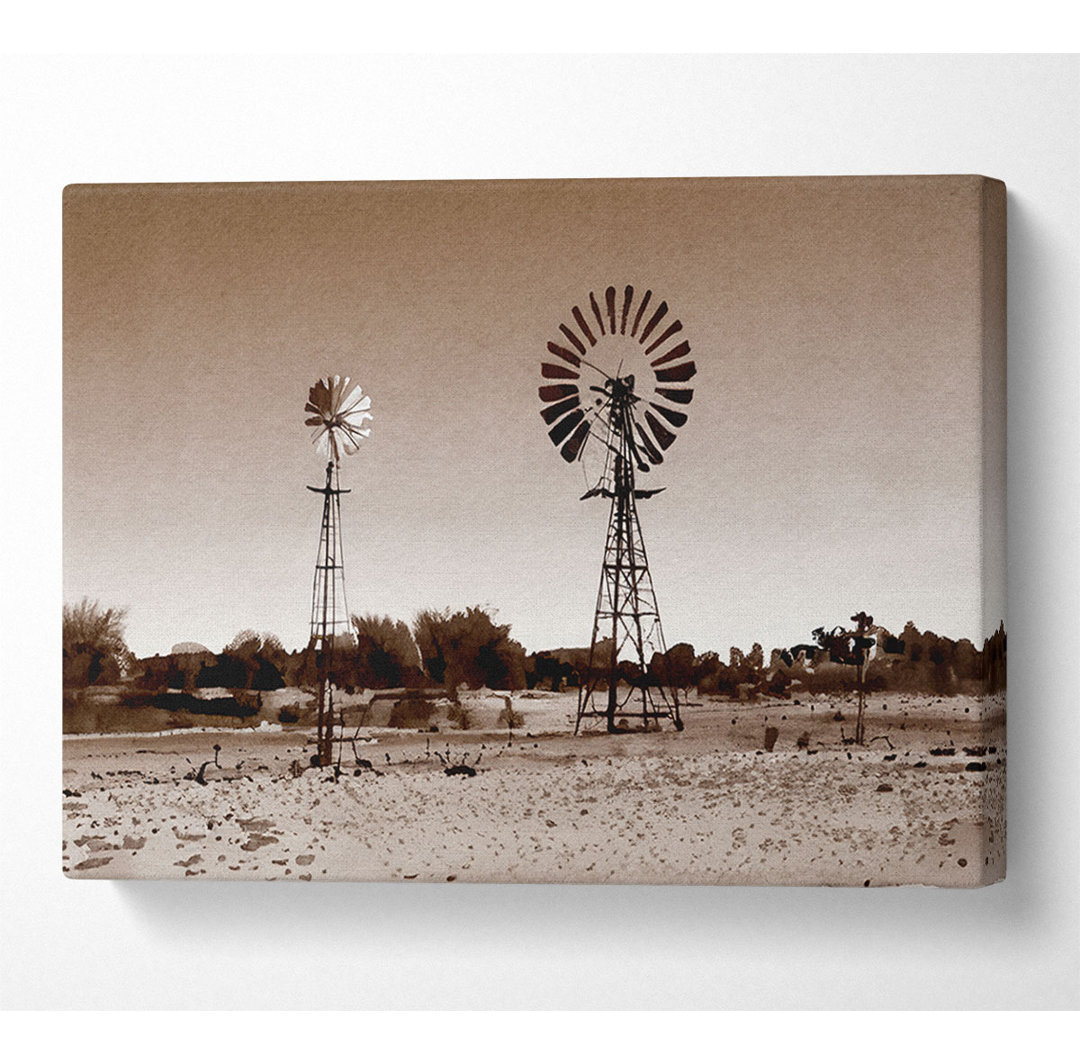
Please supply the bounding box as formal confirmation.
[62,176,1006,885]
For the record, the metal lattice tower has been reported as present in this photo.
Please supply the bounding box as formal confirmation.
[308,460,352,766]
[576,378,682,733]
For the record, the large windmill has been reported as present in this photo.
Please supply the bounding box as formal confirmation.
[538,285,696,733]
[304,376,372,766]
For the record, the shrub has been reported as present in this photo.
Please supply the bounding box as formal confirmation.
[62,598,134,687]
[413,606,526,692]
[388,698,436,729]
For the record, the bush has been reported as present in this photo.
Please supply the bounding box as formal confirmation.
[447,704,472,730]
[388,698,436,729]
[62,599,134,687]
[413,606,526,692]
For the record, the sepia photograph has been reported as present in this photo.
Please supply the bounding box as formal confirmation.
[63,175,1006,886]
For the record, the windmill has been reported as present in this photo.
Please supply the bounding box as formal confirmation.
[538,285,696,733]
[304,376,372,766]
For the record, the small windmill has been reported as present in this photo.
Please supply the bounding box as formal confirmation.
[538,285,696,733]
[304,376,372,766]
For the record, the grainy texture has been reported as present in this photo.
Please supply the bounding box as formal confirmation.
[63,692,1004,886]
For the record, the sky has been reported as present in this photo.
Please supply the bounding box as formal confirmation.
[63,177,1004,659]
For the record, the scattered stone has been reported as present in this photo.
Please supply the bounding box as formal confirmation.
[73,856,113,871]
[240,833,279,851]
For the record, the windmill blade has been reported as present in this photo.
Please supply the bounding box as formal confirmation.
[649,402,688,428]
[638,300,668,344]
[540,395,582,424]
[605,286,617,333]
[656,386,694,405]
[643,410,677,450]
[634,420,665,465]
[559,323,586,356]
[339,383,372,416]
[547,341,581,367]
[655,360,696,383]
[337,420,372,455]
[539,383,579,403]
[620,285,633,334]
[312,425,334,458]
[548,408,585,447]
[572,306,597,347]
[589,292,606,336]
[645,320,682,355]
[651,340,691,367]
[560,419,591,462]
[630,289,652,337]
[542,362,580,380]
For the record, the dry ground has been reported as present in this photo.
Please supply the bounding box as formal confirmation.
[62,691,1005,886]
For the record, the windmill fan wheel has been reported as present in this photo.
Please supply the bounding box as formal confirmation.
[538,285,696,464]
[305,375,373,462]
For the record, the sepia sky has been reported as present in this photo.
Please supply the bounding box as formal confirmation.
[63,177,1004,659]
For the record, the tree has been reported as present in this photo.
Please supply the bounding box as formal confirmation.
[199,630,286,690]
[412,606,526,694]
[62,598,134,687]
[652,642,696,699]
[350,613,423,689]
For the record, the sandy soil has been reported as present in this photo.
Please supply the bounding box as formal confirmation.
[62,691,1005,886]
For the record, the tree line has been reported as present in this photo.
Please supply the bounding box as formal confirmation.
[63,598,1006,699]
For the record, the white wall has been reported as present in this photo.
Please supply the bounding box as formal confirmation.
[2,53,1077,1011]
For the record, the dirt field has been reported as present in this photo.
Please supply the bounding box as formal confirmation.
[62,690,1005,886]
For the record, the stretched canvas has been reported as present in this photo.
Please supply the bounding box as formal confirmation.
[63,176,1006,886]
